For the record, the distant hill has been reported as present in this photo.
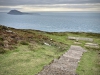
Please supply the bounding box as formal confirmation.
[7,10,40,15]
[8,10,24,15]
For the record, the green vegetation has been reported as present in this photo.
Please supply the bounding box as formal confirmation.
[76,49,100,75]
[0,44,66,75]
[20,41,29,45]
[0,25,100,75]
[0,48,5,53]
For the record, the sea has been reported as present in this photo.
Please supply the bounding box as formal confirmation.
[0,12,100,33]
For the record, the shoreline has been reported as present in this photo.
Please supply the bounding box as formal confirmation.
[1,25,100,34]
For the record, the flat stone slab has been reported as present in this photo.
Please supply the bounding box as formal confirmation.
[37,45,87,75]
[85,43,99,48]
[68,36,93,42]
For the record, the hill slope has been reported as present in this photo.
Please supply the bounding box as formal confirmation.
[0,25,100,75]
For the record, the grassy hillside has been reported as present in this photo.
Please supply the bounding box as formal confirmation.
[0,25,100,75]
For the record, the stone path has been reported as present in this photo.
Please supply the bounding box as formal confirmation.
[37,45,87,75]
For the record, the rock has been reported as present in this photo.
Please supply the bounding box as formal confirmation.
[6,30,13,33]
[44,42,50,46]
[50,39,53,41]
[68,36,93,42]
[85,43,99,48]
[85,43,98,46]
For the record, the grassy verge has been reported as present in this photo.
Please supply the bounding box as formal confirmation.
[0,44,66,75]
[76,49,100,75]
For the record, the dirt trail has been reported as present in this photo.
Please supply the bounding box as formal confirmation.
[37,45,87,75]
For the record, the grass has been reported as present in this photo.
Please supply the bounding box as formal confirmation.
[46,32,100,75]
[76,49,100,75]
[44,33,74,46]
[0,44,66,75]
[0,25,100,75]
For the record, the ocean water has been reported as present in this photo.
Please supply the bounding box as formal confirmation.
[0,12,100,33]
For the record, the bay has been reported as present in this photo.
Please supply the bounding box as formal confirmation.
[0,12,100,33]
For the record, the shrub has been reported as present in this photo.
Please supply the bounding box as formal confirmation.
[0,41,4,46]
[0,48,5,53]
[20,41,29,45]
[0,26,8,30]
[0,37,3,41]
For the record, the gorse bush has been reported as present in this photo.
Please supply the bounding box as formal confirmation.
[20,41,29,45]
[0,48,5,53]
[0,25,8,30]
[0,41,4,46]
[0,37,3,41]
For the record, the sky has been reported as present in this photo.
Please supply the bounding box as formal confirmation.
[0,0,100,12]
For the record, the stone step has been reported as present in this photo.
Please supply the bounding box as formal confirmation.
[68,36,93,42]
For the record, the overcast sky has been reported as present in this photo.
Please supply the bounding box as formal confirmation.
[0,0,100,12]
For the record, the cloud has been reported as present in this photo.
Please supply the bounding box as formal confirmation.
[0,3,99,12]
[0,0,100,12]
[0,0,100,6]
[22,3,100,11]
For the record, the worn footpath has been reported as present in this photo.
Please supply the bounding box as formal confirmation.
[37,45,87,75]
